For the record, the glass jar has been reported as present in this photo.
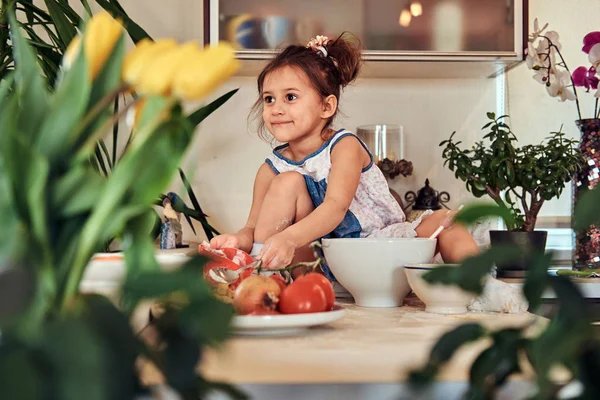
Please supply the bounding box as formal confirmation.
[356,124,404,163]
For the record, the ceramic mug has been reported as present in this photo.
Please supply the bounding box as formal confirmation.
[262,16,294,49]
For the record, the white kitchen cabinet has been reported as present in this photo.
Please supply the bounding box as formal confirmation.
[205,0,528,77]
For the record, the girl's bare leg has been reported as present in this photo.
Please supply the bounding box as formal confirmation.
[253,172,316,277]
[415,210,479,263]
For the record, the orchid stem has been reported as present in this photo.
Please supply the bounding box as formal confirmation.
[540,36,582,120]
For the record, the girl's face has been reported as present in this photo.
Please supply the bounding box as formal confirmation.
[261,66,332,144]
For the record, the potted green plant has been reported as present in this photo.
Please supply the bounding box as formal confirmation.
[440,112,583,276]
[0,8,244,399]
[409,186,600,398]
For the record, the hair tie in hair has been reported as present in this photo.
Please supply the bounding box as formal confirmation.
[307,35,330,58]
[315,45,328,58]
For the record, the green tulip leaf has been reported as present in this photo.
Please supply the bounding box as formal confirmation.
[51,166,105,218]
[43,0,77,47]
[121,211,163,307]
[41,317,108,400]
[82,294,139,400]
[0,345,45,400]
[122,260,211,303]
[75,34,126,152]
[8,9,49,139]
[187,88,239,127]
[37,43,91,164]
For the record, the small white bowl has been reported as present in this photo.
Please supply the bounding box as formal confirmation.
[404,264,474,315]
[322,238,437,307]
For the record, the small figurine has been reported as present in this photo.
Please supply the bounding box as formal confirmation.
[404,179,451,221]
[160,195,183,249]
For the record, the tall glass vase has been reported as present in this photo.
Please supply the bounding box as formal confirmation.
[573,118,600,269]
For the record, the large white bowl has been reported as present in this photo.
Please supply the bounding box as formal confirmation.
[404,264,474,315]
[321,238,436,307]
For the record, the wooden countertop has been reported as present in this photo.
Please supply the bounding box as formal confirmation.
[187,297,543,385]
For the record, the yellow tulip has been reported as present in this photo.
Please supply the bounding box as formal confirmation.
[134,41,202,96]
[172,42,240,101]
[122,38,178,86]
[62,11,123,80]
[85,11,123,79]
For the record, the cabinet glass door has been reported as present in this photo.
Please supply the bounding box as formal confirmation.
[213,0,517,53]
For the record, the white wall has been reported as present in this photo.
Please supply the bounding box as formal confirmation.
[91,0,599,240]
[178,76,496,238]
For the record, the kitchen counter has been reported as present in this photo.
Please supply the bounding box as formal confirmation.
[140,297,543,399]
[195,298,542,385]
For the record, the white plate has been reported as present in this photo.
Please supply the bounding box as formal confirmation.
[231,305,345,336]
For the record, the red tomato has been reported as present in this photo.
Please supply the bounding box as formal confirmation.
[294,273,335,311]
[279,280,328,314]
[269,275,287,292]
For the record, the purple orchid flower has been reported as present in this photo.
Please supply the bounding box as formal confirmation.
[572,66,599,91]
[582,31,600,54]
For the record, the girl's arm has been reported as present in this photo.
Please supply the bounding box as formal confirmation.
[281,136,369,247]
[211,162,276,253]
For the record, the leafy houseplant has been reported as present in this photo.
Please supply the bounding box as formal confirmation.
[1,0,151,87]
[0,8,244,399]
[526,19,600,267]
[409,187,600,400]
[0,0,223,246]
[440,113,583,276]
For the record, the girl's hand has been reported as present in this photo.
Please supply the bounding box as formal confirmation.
[209,234,241,250]
[258,233,298,269]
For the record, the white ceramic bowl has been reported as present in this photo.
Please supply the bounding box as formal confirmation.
[321,238,437,307]
[404,264,474,315]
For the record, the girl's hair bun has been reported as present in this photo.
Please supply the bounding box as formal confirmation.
[307,33,362,88]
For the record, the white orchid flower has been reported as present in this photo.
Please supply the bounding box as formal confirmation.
[526,42,544,70]
[589,43,600,69]
[535,38,558,68]
[545,31,562,50]
[529,18,549,42]
[533,68,549,84]
[546,70,576,101]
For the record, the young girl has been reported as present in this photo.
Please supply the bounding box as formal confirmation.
[210,34,479,279]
